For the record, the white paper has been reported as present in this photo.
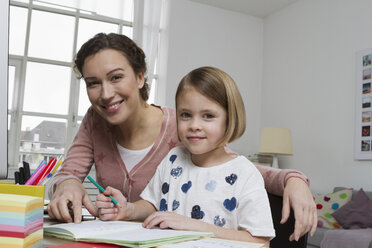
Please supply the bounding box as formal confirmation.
[83,227,211,242]
[46,220,142,239]
[161,238,263,248]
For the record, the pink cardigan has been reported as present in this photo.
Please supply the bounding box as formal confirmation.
[48,106,308,202]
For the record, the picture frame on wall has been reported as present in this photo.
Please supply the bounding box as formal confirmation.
[355,48,372,160]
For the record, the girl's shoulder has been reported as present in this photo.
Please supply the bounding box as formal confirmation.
[217,155,255,170]
[221,155,263,179]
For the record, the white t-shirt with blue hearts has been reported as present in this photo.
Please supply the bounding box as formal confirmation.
[140,146,275,238]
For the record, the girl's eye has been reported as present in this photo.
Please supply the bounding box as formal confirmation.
[180,112,191,118]
[203,113,214,119]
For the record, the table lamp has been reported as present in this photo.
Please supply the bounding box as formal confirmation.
[258,127,293,168]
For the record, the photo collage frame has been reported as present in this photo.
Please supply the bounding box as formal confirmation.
[355,48,372,160]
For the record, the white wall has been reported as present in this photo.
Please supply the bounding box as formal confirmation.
[262,0,372,193]
[162,0,264,155]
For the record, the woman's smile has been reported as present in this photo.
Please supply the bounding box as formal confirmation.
[102,100,124,113]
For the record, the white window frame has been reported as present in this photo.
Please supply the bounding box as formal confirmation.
[8,0,137,169]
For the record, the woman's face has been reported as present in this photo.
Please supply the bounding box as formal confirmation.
[82,49,144,126]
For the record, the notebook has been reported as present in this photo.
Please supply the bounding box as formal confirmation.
[48,242,120,248]
[161,238,265,248]
[44,220,213,248]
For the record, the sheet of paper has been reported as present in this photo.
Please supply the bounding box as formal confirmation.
[46,220,143,239]
[161,238,264,248]
[83,226,212,242]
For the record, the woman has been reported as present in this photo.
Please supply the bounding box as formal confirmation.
[47,33,316,241]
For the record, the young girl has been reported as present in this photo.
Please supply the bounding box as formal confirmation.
[96,66,275,244]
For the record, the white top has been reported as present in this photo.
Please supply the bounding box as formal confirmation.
[117,143,153,172]
[141,146,275,238]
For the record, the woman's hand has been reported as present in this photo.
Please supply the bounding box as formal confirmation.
[96,186,130,221]
[47,179,97,223]
[281,177,317,241]
[143,211,198,230]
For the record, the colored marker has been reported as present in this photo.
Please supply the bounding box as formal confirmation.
[25,162,47,185]
[47,159,63,178]
[31,160,46,176]
[87,176,118,205]
[34,157,57,185]
[23,161,31,182]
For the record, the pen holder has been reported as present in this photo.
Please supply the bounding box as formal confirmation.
[0,183,44,248]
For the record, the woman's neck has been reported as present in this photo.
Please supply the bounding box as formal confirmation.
[115,104,163,150]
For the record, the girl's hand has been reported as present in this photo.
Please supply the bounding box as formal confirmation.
[143,211,270,245]
[281,177,317,241]
[143,211,198,230]
[95,186,129,221]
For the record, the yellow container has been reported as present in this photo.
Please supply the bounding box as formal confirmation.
[0,183,45,201]
[0,183,45,248]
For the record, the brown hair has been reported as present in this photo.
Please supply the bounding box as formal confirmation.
[74,33,149,101]
[175,66,246,146]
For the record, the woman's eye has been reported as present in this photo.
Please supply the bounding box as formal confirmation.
[86,81,99,88]
[112,75,122,81]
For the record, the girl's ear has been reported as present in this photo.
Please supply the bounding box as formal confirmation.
[137,72,145,89]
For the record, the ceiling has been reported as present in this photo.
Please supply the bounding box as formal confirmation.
[188,0,299,18]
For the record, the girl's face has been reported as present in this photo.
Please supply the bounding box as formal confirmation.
[82,49,144,126]
[176,86,227,160]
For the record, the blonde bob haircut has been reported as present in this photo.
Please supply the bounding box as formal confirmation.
[175,66,246,146]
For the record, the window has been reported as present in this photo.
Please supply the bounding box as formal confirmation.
[8,0,142,169]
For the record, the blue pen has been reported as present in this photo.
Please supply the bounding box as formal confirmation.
[87,176,118,205]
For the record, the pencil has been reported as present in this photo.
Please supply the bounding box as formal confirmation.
[87,176,118,205]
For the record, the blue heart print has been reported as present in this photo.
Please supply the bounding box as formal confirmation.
[169,154,177,164]
[170,166,183,178]
[162,182,169,194]
[181,181,192,193]
[213,215,226,227]
[191,205,205,219]
[225,173,238,185]
[159,198,168,211]
[172,200,180,211]
[205,180,216,192]
[223,197,237,211]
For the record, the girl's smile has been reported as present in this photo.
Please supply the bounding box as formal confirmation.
[187,135,206,142]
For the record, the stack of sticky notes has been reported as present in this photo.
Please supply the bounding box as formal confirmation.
[0,193,44,248]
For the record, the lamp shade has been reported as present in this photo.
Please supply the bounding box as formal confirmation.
[258,127,293,155]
